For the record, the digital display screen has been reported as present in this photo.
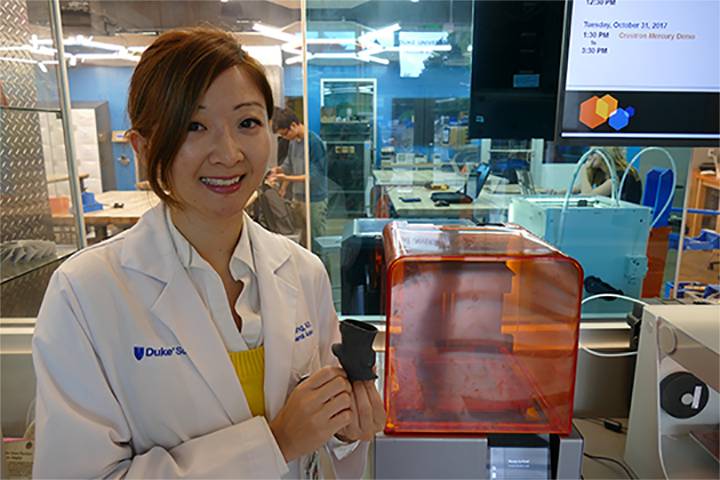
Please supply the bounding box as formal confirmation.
[489,446,550,480]
[469,1,565,140]
[557,0,720,145]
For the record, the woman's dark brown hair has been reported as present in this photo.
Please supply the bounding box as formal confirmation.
[127,27,274,206]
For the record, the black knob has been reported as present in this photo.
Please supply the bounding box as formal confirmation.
[660,372,709,419]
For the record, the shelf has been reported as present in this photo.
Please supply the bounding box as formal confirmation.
[0,245,77,285]
[0,105,62,114]
[47,172,90,184]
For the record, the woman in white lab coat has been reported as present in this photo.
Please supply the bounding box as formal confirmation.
[32,27,384,478]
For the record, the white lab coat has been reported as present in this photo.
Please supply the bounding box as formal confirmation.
[32,205,368,478]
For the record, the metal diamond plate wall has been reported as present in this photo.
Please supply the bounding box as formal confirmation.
[0,0,38,109]
[0,0,54,244]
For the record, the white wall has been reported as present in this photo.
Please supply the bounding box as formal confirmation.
[38,108,102,198]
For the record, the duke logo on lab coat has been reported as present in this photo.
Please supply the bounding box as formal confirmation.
[32,205,367,478]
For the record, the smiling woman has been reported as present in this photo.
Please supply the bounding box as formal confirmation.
[31,26,384,479]
[126,27,274,211]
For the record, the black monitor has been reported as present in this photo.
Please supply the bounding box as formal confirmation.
[468,1,565,140]
[555,0,720,146]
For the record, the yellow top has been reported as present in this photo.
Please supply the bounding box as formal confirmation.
[228,346,265,417]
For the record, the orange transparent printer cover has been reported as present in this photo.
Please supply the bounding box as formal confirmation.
[382,223,583,435]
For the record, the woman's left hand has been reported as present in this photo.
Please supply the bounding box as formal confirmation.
[335,380,385,442]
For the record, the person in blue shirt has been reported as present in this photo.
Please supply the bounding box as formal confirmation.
[270,108,329,243]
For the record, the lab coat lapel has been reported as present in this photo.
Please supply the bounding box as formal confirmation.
[246,216,297,420]
[122,205,250,423]
[150,266,251,424]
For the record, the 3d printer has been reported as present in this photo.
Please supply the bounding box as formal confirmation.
[375,222,585,479]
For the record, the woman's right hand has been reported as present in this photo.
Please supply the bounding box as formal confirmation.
[269,366,353,463]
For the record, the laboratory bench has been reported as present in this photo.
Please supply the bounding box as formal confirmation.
[385,184,514,221]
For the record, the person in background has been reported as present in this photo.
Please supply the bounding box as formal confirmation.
[32,27,383,478]
[575,146,643,203]
[270,108,329,243]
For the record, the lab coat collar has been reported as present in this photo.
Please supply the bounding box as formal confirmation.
[120,205,289,281]
[120,204,177,283]
[163,205,257,279]
[120,204,297,422]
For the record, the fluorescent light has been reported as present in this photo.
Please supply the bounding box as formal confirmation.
[307,38,357,46]
[308,52,389,65]
[118,53,140,62]
[312,53,358,60]
[281,44,302,56]
[75,52,139,62]
[37,62,48,73]
[0,46,31,52]
[0,56,37,64]
[252,23,297,43]
[285,55,306,65]
[282,36,357,52]
[360,55,389,65]
[358,23,401,46]
[33,47,57,57]
[358,46,385,57]
[65,35,125,52]
[390,44,452,52]
[30,35,52,46]
[242,45,283,66]
[0,45,56,57]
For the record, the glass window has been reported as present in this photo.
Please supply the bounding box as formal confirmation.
[303,0,704,319]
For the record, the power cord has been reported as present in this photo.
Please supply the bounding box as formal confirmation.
[574,420,638,479]
[579,293,648,358]
[581,417,625,433]
[583,452,638,479]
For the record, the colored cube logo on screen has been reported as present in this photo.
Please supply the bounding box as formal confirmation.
[579,94,635,131]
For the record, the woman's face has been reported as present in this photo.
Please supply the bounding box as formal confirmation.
[169,66,270,221]
[589,153,607,172]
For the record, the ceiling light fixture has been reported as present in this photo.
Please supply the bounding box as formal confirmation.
[75,52,139,63]
[307,38,357,46]
[358,54,390,65]
[0,45,56,57]
[252,23,297,43]
[0,56,37,64]
[285,54,307,65]
[311,53,358,60]
[391,44,452,52]
[358,23,401,46]
[281,44,303,56]
[357,46,385,57]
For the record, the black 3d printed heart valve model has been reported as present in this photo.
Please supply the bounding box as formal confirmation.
[332,319,378,381]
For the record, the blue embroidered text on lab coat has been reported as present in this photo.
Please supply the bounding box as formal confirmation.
[294,321,314,342]
[133,345,187,361]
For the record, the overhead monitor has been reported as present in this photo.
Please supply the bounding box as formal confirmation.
[556,0,720,146]
[468,1,565,140]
